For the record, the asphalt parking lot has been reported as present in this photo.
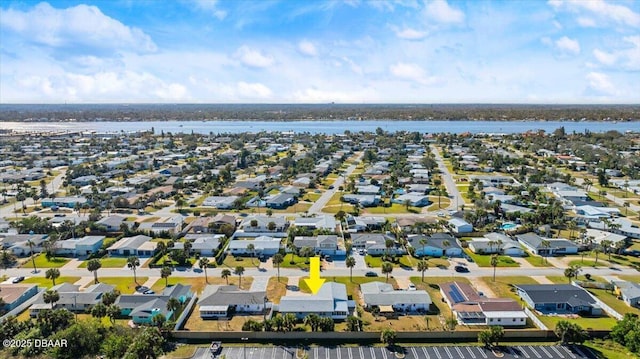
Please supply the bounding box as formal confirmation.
[192,344,596,359]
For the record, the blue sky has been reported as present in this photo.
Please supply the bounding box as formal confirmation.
[0,0,638,104]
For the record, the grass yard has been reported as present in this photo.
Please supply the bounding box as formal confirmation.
[587,287,640,317]
[584,339,638,359]
[364,203,417,214]
[266,276,288,304]
[538,313,618,331]
[279,254,312,270]
[322,203,355,214]
[78,257,128,268]
[546,275,607,284]
[568,259,607,268]
[522,253,554,267]
[222,255,261,269]
[619,275,640,282]
[463,249,520,267]
[164,344,206,359]
[150,276,254,294]
[364,255,417,269]
[86,276,148,294]
[479,276,539,301]
[20,254,69,269]
[22,276,80,289]
[301,192,321,202]
[425,196,451,212]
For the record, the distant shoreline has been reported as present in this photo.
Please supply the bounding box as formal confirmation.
[1,103,638,122]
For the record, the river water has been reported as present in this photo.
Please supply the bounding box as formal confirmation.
[1,120,638,134]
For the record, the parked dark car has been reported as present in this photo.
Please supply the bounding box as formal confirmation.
[12,276,25,283]
[454,265,470,273]
[365,271,378,277]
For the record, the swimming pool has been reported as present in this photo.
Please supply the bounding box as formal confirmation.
[501,222,517,230]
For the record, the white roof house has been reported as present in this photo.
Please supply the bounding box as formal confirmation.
[107,235,155,257]
[279,282,353,320]
[360,282,431,312]
[448,218,473,233]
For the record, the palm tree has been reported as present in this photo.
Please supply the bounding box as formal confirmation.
[490,254,498,282]
[91,302,107,319]
[564,264,581,282]
[381,261,393,282]
[247,243,256,266]
[160,266,172,287]
[43,290,59,309]
[272,253,284,280]
[107,304,121,325]
[417,260,429,282]
[419,238,428,258]
[127,256,140,284]
[304,313,321,332]
[198,257,210,283]
[27,239,37,273]
[167,297,181,320]
[45,268,60,286]
[221,268,231,285]
[234,266,245,288]
[287,242,297,264]
[601,240,613,261]
[87,258,102,284]
[540,240,551,264]
[593,243,601,265]
[345,256,356,282]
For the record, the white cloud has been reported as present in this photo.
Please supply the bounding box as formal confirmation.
[555,36,580,55]
[0,3,156,53]
[593,49,617,65]
[189,0,227,19]
[576,17,596,27]
[586,71,616,95]
[550,0,640,28]
[237,81,272,98]
[394,27,428,40]
[234,46,274,68]
[389,62,440,85]
[424,0,465,24]
[298,40,318,56]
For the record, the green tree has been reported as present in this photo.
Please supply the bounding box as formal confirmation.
[221,268,231,285]
[106,305,121,325]
[381,261,393,282]
[160,266,172,287]
[43,289,60,309]
[490,254,498,282]
[234,266,245,288]
[611,314,640,353]
[167,297,181,321]
[127,256,140,284]
[198,257,210,283]
[304,313,321,332]
[46,268,60,286]
[417,260,429,282]
[272,253,284,280]
[555,320,588,345]
[123,327,165,359]
[380,328,397,348]
[346,256,356,282]
[87,258,102,284]
[564,264,581,282]
[91,302,107,319]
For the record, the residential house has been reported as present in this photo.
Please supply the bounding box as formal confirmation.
[41,196,87,208]
[468,233,525,256]
[392,193,431,207]
[183,234,224,257]
[96,215,126,232]
[107,235,155,257]
[138,216,184,235]
[116,284,192,324]
[448,218,473,233]
[4,234,48,256]
[55,236,105,257]
[342,194,381,207]
[612,281,640,307]
[0,284,39,312]
[516,233,578,256]
[515,284,602,315]
[345,215,386,232]
[588,218,640,239]
[407,233,463,257]
[198,285,268,318]
[293,235,340,255]
[360,282,431,313]
[573,205,620,222]
[187,214,236,234]
[584,229,627,248]
[202,196,239,209]
[228,236,281,256]
[265,193,297,209]
[440,281,527,327]
[356,185,380,195]
[278,282,353,320]
[351,233,395,251]
[237,216,288,235]
[293,215,337,232]
[30,283,115,317]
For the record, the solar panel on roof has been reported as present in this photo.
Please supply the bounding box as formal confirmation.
[448,284,466,303]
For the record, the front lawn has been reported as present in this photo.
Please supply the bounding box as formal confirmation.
[150,276,254,294]
[20,254,69,269]
[78,257,128,268]
[267,276,288,304]
[587,287,640,317]
[364,203,416,214]
[538,313,618,331]
[464,249,520,267]
[22,276,80,289]
[365,255,416,269]
[522,253,554,267]
[478,276,539,301]
[279,254,311,270]
[568,259,607,268]
[87,276,148,294]
[222,255,260,269]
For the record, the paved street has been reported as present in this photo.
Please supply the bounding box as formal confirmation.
[431,146,463,211]
[193,345,596,359]
[308,152,362,214]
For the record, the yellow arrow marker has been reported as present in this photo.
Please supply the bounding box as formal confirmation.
[303,256,326,294]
